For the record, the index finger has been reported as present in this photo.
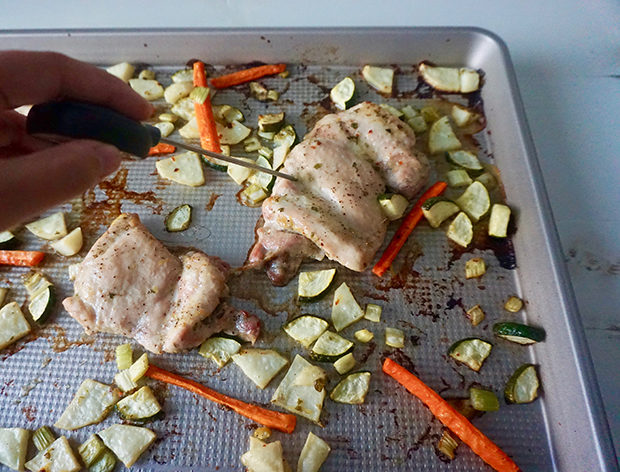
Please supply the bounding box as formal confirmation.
[0,50,153,121]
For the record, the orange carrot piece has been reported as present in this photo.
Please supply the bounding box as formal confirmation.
[210,63,287,89]
[372,181,447,277]
[0,250,45,267]
[148,142,176,156]
[146,365,296,434]
[383,358,520,472]
[192,61,222,153]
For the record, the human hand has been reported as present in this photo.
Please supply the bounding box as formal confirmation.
[0,50,153,231]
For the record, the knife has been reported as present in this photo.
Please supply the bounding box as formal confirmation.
[26,101,296,181]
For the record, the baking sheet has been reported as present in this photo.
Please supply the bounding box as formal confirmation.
[0,28,616,471]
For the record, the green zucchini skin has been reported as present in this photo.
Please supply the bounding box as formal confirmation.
[493,322,546,344]
[0,231,19,249]
[30,286,55,325]
[505,364,540,404]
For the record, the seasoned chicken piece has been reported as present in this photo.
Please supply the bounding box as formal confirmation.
[247,102,430,285]
[63,214,233,354]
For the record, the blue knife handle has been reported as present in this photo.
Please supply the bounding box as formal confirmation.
[26,101,161,158]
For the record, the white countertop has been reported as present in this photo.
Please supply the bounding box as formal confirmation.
[3,0,620,465]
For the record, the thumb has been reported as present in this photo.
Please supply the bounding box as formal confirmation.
[0,140,121,230]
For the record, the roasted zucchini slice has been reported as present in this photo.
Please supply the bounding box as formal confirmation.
[329,371,371,404]
[448,338,493,372]
[505,364,540,404]
[54,379,121,431]
[446,212,473,247]
[51,227,83,256]
[455,181,491,222]
[378,193,409,221]
[165,204,193,232]
[0,231,18,250]
[489,203,512,238]
[331,282,364,331]
[25,211,67,240]
[25,436,81,472]
[333,352,356,375]
[297,432,331,472]
[24,271,55,322]
[199,336,241,367]
[465,257,486,279]
[354,329,374,343]
[97,424,156,468]
[446,150,483,171]
[171,68,193,83]
[310,331,353,363]
[0,427,29,472]
[156,152,205,187]
[469,387,500,411]
[361,65,394,94]
[271,355,327,424]
[418,63,480,93]
[116,386,162,423]
[504,295,524,313]
[466,305,486,326]
[422,197,460,228]
[446,169,473,188]
[258,112,285,132]
[283,315,329,348]
[493,322,546,345]
[364,303,382,322]
[385,327,405,348]
[298,268,336,301]
[106,62,135,83]
[232,349,288,389]
[330,77,355,110]
[0,302,31,350]
[128,78,164,101]
[428,116,461,154]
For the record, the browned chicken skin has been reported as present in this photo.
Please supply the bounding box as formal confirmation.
[248,102,430,285]
[63,214,255,354]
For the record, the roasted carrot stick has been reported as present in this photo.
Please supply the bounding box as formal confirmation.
[372,181,447,277]
[148,142,176,156]
[146,365,296,434]
[192,61,222,153]
[383,358,520,472]
[0,250,45,267]
[210,63,287,89]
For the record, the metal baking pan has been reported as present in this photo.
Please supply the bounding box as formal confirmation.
[0,28,616,471]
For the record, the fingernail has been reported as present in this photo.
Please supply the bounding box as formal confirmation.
[95,144,121,176]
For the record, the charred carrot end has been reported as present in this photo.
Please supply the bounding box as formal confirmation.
[383,358,520,472]
[0,250,45,267]
[192,61,222,153]
[372,181,447,277]
[148,143,176,156]
[192,60,208,88]
[146,365,296,434]
[210,63,287,89]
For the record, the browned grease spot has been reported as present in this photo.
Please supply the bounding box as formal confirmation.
[22,405,37,422]
[38,325,95,353]
[148,380,170,408]
[78,167,164,236]
[228,270,299,319]
[205,193,221,211]
[102,349,116,363]
[0,379,14,395]
[0,338,30,360]
[372,243,424,301]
